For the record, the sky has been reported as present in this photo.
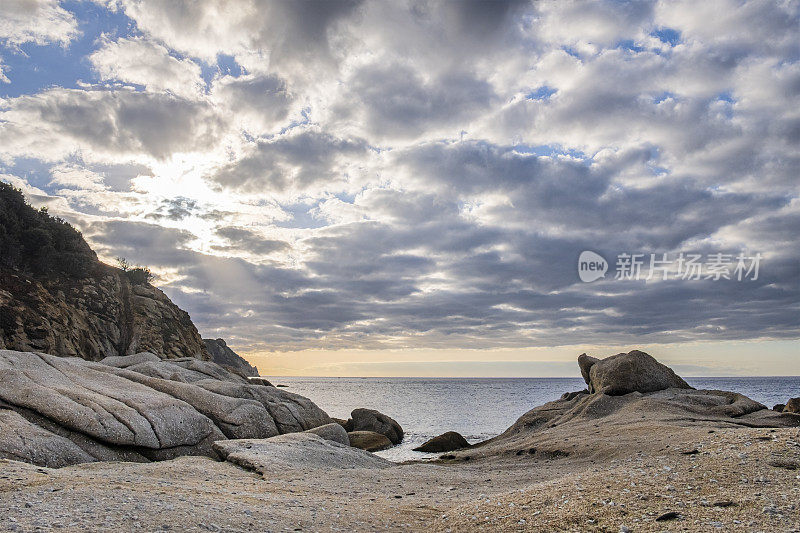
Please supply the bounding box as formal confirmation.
[0,0,798,376]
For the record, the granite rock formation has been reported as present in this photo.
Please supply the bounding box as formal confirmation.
[0,350,332,467]
[578,350,692,395]
[204,338,259,377]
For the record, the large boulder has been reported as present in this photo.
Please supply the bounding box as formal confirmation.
[305,423,349,446]
[350,408,403,444]
[413,432,471,453]
[348,431,393,452]
[0,350,333,467]
[785,398,800,414]
[579,350,692,395]
[213,433,391,474]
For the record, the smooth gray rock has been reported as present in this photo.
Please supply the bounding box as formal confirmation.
[100,352,160,368]
[0,350,333,467]
[347,431,393,452]
[582,350,693,395]
[0,350,219,449]
[213,433,391,472]
[304,423,350,446]
[350,408,403,444]
[0,409,95,468]
[124,357,248,384]
[413,431,471,453]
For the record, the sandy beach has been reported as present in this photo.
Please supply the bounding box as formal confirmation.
[2,423,798,532]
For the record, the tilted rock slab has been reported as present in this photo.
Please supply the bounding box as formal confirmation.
[213,433,391,474]
[0,350,332,467]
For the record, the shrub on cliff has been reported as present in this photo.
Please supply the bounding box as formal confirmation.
[0,182,96,277]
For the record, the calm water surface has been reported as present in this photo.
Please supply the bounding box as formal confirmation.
[272,376,800,461]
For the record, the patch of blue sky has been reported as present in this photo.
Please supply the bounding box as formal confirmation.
[653,91,677,104]
[275,200,330,229]
[0,158,59,193]
[1,2,249,98]
[525,86,557,100]
[561,45,582,60]
[198,54,245,87]
[651,27,682,47]
[716,90,735,104]
[616,39,645,53]
[0,1,137,98]
[512,144,592,164]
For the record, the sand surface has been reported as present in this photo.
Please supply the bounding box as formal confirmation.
[1,424,798,532]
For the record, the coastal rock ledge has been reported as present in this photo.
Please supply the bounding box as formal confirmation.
[0,349,332,467]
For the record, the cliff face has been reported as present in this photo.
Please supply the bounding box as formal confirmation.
[204,338,259,377]
[0,182,209,361]
[0,265,210,361]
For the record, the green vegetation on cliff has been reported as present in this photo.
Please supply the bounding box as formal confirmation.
[0,182,96,278]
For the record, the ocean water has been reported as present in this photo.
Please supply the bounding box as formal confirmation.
[273,376,800,462]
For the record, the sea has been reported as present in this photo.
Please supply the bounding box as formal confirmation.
[273,376,800,462]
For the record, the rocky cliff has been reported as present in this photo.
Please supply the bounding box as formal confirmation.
[0,182,209,361]
[204,338,258,377]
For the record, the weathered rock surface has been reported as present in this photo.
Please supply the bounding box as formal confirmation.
[203,338,258,377]
[0,409,95,468]
[213,433,391,473]
[0,267,210,361]
[334,417,354,431]
[0,350,332,467]
[579,350,692,395]
[414,432,471,453]
[248,376,274,387]
[348,431,393,452]
[351,408,403,444]
[305,423,350,446]
[785,398,800,414]
[463,353,800,461]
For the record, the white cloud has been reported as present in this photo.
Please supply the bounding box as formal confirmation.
[0,87,227,162]
[90,37,205,98]
[0,0,79,46]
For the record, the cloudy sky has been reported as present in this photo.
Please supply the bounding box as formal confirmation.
[1,0,798,376]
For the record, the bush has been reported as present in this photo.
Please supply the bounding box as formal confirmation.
[125,266,154,285]
[0,181,96,277]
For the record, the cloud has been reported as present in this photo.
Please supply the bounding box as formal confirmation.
[213,226,290,256]
[211,73,295,134]
[2,0,799,353]
[0,88,226,161]
[115,0,363,69]
[329,64,496,143]
[0,0,79,47]
[210,127,368,195]
[90,37,205,98]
